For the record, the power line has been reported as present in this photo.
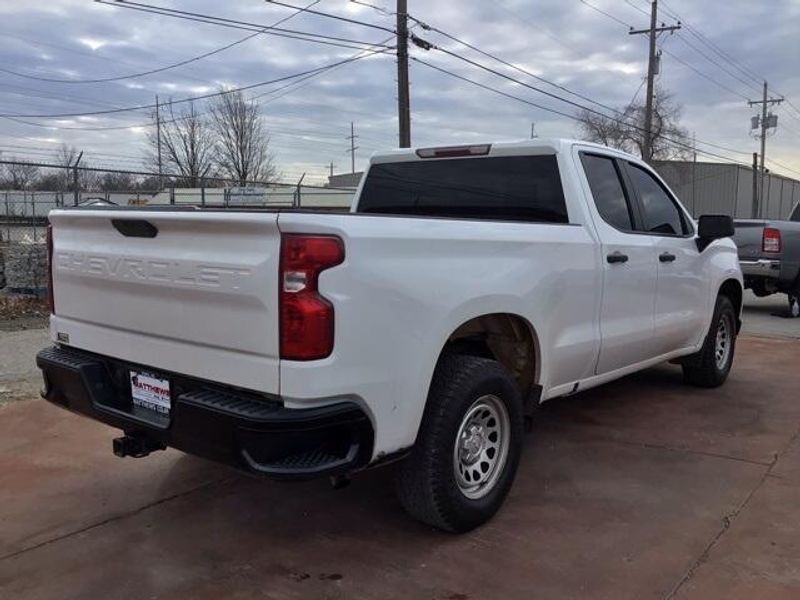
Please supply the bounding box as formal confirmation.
[95,0,394,51]
[658,0,764,86]
[660,48,749,101]
[0,1,320,84]
[412,57,587,121]
[576,0,633,29]
[576,0,759,102]
[766,157,800,178]
[412,19,624,118]
[349,0,394,16]
[263,0,395,33]
[413,53,752,167]
[409,17,759,164]
[492,0,577,55]
[0,142,146,161]
[1,61,358,132]
[1,38,394,135]
[429,45,621,119]
[623,0,650,18]
[0,50,393,119]
[673,33,761,95]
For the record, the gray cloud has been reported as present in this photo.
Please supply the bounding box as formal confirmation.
[0,0,797,183]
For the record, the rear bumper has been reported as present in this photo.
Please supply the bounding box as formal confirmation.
[36,346,374,479]
[739,258,781,278]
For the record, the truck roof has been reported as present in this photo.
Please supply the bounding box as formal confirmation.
[369,138,629,164]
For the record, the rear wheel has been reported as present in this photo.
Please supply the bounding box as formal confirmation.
[682,295,737,387]
[395,353,524,533]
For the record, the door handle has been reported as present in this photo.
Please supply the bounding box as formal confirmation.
[606,252,629,264]
[659,252,677,263]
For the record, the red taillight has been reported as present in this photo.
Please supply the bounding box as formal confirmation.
[46,224,55,314]
[279,234,344,360]
[763,227,781,253]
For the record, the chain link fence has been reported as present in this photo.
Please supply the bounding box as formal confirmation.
[0,159,357,296]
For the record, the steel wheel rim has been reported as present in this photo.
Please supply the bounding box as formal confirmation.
[453,394,510,500]
[715,313,732,370]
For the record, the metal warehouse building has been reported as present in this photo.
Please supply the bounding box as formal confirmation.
[654,160,800,220]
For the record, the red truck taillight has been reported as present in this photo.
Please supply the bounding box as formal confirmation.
[46,224,55,314]
[279,234,344,360]
[763,227,781,253]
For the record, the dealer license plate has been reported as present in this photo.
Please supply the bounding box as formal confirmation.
[130,370,171,416]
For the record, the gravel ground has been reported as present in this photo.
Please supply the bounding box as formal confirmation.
[0,327,49,406]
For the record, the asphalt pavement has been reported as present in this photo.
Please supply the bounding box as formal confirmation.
[1,328,799,598]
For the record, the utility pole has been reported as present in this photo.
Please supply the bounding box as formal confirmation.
[691,131,697,214]
[72,151,83,206]
[629,1,680,164]
[530,122,537,139]
[155,94,163,190]
[328,161,335,177]
[748,81,783,218]
[346,122,359,174]
[752,152,759,218]
[396,0,411,147]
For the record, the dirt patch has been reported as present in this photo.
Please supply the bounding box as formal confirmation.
[0,383,40,407]
[0,296,48,332]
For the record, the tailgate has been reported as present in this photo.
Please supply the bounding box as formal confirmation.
[49,209,281,394]
[733,220,771,260]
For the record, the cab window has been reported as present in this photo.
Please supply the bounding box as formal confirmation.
[627,164,689,236]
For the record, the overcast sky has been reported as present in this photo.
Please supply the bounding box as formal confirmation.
[0,0,797,184]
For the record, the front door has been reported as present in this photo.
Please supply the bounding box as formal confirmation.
[622,162,709,355]
[578,152,659,374]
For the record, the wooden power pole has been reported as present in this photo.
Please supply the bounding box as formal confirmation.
[748,82,783,218]
[629,0,680,163]
[396,0,411,147]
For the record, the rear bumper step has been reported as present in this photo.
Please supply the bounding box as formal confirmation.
[36,346,374,479]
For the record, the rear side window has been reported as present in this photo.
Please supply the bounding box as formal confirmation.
[627,164,688,235]
[581,154,634,231]
[357,155,568,223]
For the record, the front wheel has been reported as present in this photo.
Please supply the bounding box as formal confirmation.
[788,292,800,318]
[682,295,737,387]
[395,353,524,533]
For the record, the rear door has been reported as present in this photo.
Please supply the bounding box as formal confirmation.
[49,209,282,394]
[579,152,659,374]
[621,161,708,354]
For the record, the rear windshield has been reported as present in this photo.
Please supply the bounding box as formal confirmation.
[356,155,568,223]
[791,203,800,222]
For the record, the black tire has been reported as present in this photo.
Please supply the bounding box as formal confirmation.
[788,291,800,318]
[395,352,524,533]
[682,295,737,387]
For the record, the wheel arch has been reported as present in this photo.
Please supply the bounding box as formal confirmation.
[436,312,541,400]
[718,278,743,332]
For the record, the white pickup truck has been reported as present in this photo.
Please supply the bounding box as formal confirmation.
[38,139,742,532]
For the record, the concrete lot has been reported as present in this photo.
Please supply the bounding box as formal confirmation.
[0,297,798,599]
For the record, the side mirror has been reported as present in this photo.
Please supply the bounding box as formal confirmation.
[697,215,734,251]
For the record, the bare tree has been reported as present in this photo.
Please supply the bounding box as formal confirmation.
[0,156,39,190]
[208,89,277,185]
[576,87,691,162]
[98,172,135,192]
[147,100,215,187]
[51,144,97,191]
